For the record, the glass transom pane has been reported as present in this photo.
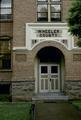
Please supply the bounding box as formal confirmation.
[38,5,48,12]
[1,9,11,14]
[38,12,48,18]
[38,0,47,1]
[1,0,12,7]
[37,13,48,21]
[51,12,60,21]
[51,5,60,12]
[51,13,60,18]
[51,0,60,1]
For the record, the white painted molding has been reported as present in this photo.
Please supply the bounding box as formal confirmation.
[26,22,73,50]
[13,47,27,51]
[12,23,81,51]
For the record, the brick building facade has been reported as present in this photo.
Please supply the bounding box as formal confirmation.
[0,0,81,101]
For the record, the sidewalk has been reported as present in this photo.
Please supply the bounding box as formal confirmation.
[35,102,81,120]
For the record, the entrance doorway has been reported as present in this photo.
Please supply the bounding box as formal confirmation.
[35,46,65,93]
[39,64,60,92]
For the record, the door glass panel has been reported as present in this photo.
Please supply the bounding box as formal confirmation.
[41,66,47,73]
[51,66,58,73]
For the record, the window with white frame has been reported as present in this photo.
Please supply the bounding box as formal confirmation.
[0,0,12,21]
[37,0,61,22]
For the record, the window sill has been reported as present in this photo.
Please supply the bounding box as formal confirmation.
[0,69,12,72]
[36,21,61,23]
[0,20,13,23]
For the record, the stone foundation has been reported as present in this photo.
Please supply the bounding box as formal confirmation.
[11,80,81,101]
[65,80,81,99]
[12,80,35,101]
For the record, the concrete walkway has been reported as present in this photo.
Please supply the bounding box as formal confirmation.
[35,102,81,120]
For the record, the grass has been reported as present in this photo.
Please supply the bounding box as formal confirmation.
[72,100,81,110]
[0,102,31,120]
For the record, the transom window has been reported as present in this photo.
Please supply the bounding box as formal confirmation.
[0,36,11,70]
[0,0,12,21]
[37,0,61,22]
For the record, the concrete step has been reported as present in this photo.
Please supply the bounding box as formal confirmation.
[32,92,69,101]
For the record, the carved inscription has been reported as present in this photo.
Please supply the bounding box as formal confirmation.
[36,29,62,37]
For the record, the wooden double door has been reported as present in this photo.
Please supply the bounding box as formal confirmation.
[39,64,60,92]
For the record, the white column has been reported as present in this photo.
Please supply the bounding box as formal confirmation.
[48,0,51,22]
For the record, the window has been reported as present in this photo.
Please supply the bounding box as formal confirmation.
[37,4,48,21]
[37,0,61,22]
[0,36,11,70]
[51,4,61,21]
[0,0,12,21]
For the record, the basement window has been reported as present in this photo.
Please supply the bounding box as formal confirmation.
[0,84,10,94]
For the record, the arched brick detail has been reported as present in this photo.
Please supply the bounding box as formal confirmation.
[31,41,69,59]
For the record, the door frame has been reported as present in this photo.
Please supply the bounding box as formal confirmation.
[39,64,60,93]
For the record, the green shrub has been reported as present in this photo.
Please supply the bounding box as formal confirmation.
[0,94,12,102]
[72,100,81,110]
